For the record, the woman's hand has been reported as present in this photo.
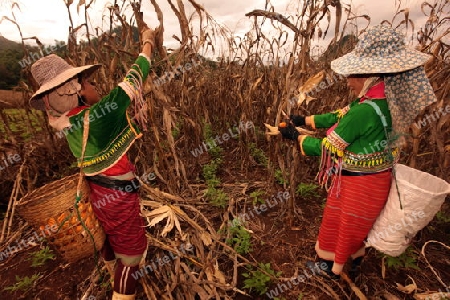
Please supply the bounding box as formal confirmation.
[140,26,155,58]
[278,123,300,141]
[141,26,155,47]
[289,115,306,127]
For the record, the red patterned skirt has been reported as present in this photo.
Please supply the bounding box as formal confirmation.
[88,182,147,256]
[317,171,392,265]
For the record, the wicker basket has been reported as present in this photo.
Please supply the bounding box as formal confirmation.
[16,173,105,263]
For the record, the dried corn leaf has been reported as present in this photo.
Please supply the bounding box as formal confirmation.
[251,76,264,92]
[264,123,280,135]
[190,233,206,260]
[214,261,227,284]
[298,70,326,94]
[172,210,183,238]
[396,281,417,294]
[296,92,317,106]
[414,292,450,300]
[141,200,163,209]
[199,231,213,246]
[144,205,184,238]
[189,284,210,299]
[169,205,215,245]
[145,205,170,226]
[295,70,325,106]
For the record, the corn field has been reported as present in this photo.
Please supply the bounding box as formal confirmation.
[0,0,449,299]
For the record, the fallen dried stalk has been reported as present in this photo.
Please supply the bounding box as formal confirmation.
[0,158,26,242]
[420,240,450,289]
[414,292,450,299]
[341,272,368,300]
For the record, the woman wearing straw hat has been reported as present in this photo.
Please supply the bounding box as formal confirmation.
[278,24,437,280]
[29,25,156,300]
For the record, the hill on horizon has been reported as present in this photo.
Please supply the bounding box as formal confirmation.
[0,36,23,89]
[0,35,22,50]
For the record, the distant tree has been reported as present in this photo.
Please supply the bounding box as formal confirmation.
[0,45,22,89]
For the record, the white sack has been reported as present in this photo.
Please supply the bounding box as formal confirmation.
[366,164,450,257]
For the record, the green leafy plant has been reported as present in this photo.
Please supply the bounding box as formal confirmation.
[200,121,228,208]
[242,262,281,295]
[171,120,182,139]
[29,246,56,267]
[274,169,286,185]
[253,126,267,141]
[249,190,266,205]
[205,186,229,208]
[296,183,320,199]
[202,121,223,159]
[320,198,327,209]
[202,121,214,140]
[249,143,268,166]
[4,274,40,292]
[203,159,228,208]
[384,247,420,270]
[202,159,221,182]
[226,218,252,254]
[207,140,223,160]
[436,211,450,224]
[201,122,222,181]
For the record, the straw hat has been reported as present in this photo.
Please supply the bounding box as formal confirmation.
[29,54,102,110]
[331,25,431,76]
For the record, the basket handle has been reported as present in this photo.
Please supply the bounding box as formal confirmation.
[76,110,90,199]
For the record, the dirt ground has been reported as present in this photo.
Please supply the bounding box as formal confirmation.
[0,141,449,300]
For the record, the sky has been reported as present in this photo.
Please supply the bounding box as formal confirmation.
[0,0,433,56]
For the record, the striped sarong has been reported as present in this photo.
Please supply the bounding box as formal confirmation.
[316,170,392,273]
[88,182,147,256]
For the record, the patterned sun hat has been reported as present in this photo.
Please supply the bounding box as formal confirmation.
[331,25,431,75]
[29,54,102,110]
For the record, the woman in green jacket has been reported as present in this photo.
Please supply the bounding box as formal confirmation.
[279,25,436,280]
[29,25,156,300]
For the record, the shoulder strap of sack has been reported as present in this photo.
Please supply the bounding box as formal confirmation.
[74,110,102,272]
[76,110,90,199]
[364,100,395,160]
[365,100,403,209]
[364,100,388,132]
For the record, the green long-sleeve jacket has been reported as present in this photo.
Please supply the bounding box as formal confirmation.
[299,83,398,172]
[64,54,150,175]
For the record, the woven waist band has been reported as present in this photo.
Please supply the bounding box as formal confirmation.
[85,175,140,193]
[341,168,392,176]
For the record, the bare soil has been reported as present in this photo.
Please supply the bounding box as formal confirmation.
[1,140,449,300]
